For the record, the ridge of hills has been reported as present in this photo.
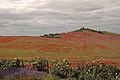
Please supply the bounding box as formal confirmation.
[42,27,119,38]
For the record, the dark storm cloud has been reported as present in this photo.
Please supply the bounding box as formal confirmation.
[0,0,120,36]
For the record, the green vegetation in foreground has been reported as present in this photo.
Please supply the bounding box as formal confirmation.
[0,58,120,80]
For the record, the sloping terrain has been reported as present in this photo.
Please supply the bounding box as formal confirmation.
[0,28,120,65]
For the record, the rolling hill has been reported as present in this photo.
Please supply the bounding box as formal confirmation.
[0,28,120,66]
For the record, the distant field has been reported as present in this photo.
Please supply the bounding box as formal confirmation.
[0,29,120,66]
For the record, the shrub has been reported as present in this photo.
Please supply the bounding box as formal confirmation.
[0,58,21,70]
[72,61,120,80]
[0,58,120,80]
[50,59,72,79]
[31,58,49,73]
[43,33,60,38]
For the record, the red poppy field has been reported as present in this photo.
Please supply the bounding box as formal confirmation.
[0,29,120,66]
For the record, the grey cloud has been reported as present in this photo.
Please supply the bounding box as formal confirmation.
[0,0,120,36]
[0,12,33,20]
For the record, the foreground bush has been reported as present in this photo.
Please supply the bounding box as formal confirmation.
[0,58,120,80]
[30,58,49,73]
[50,59,120,80]
[0,58,21,70]
[50,59,72,79]
[71,61,120,80]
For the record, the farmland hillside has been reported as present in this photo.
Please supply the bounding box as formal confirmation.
[0,28,120,65]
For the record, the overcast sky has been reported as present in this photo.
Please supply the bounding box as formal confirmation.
[0,0,120,36]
